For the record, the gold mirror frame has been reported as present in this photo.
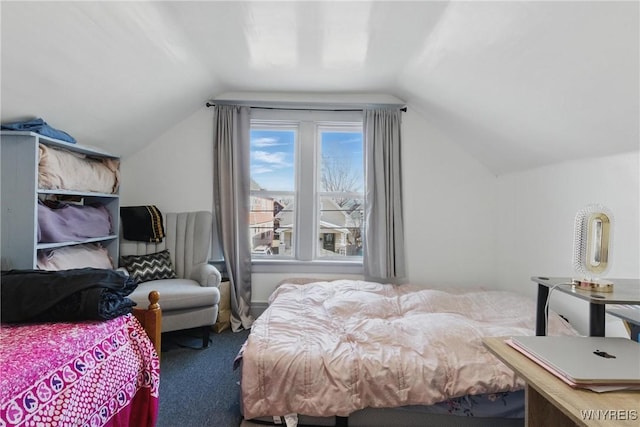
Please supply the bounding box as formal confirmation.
[573,205,613,279]
[585,212,611,275]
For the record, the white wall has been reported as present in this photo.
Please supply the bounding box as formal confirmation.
[402,110,498,288]
[120,107,213,212]
[121,107,500,303]
[495,151,640,335]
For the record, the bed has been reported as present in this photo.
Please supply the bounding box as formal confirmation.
[0,271,161,427]
[239,279,578,427]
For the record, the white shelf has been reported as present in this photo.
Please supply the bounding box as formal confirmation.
[38,188,118,198]
[37,235,118,250]
[0,130,118,158]
[1,132,120,269]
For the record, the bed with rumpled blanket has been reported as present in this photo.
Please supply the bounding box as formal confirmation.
[0,268,159,427]
[238,279,578,427]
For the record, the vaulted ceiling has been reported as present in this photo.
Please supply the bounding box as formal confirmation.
[1,1,638,175]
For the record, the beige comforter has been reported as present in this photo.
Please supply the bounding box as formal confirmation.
[38,143,120,194]
[241,280,577,419]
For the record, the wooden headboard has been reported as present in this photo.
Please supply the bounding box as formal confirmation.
[132,291,162,357]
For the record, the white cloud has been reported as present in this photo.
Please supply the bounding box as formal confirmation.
[252,150,291,168]
[251,166,273,174]
[252,137,283,147]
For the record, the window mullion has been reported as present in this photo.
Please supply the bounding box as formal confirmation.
[296,121,316,261]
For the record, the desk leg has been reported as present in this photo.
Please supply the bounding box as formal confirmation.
[526,385,577,427]
[536,284,549,336]
[589,304,605,337]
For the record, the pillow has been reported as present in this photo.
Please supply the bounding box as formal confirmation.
[120,249,176,283]
[37,244,114,271]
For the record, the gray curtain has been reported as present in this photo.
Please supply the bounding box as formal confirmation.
[212,105,254,331]
[363,108,407,283]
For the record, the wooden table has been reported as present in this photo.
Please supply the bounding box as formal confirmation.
[484,337,640,427]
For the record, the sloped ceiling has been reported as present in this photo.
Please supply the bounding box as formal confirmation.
[1,1,638,175]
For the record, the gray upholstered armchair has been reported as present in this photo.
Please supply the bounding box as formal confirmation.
[120,211,221,348]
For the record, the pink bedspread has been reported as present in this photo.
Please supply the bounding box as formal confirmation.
[0,314,159,426]
[241,280,578,419]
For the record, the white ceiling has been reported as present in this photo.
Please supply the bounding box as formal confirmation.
[1,1,638,175]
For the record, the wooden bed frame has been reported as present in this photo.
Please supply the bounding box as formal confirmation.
[132,290,162,357]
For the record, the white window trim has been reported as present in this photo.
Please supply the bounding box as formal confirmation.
[250,109,364,270]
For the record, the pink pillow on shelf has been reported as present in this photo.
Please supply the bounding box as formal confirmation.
[37,244,114,271]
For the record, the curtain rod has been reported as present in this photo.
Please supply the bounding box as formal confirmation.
[205,102,407,112]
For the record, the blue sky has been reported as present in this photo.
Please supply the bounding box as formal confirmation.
[319,131,364,192]
[250,129,363,192]
[250,129,295,191]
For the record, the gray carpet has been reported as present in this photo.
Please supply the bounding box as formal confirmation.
[157,327,250,427]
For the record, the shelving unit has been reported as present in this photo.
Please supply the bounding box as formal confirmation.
[1,131,120,270]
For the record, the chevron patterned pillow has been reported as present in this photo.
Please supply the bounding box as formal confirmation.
[121,249,176,283]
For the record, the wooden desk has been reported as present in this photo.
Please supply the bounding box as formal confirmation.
[484,337,639,427]
[531,277,640,337]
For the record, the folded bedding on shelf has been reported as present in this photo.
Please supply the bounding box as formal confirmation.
[38,200,112,243]
[38,143,120,193]
[0,268,137,323]
[37,243,114,271]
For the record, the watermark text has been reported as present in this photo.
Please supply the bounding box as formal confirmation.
[580,409,638,421]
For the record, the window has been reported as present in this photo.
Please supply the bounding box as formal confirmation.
[249,109,363,263]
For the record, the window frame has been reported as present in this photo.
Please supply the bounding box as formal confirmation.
[249,109,364,273]
[315,122,364,261]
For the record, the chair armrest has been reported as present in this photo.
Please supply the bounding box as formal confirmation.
[191,263,222,288]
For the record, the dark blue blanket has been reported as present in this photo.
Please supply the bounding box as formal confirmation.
[1,117,76,144]
[1,268,137,323]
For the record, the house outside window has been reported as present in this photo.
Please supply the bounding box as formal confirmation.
[249,109,363,264]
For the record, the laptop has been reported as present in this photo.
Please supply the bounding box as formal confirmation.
[507,336,640,386]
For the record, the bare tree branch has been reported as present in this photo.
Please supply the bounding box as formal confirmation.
[321,154,360,206]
